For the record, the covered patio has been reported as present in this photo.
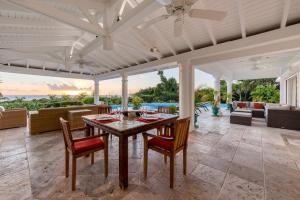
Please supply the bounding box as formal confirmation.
[1,111,300,200]
[1,0,300,199]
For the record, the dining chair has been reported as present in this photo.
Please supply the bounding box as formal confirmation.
[98,105,112,114]
[97,105,112,135]
[157,106,172,136]
[142,117,190,188]
[60,117,108,191]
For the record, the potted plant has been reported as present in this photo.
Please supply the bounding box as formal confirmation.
[226,93,233,112]
[211,91,220,116]
[132,96,143,110]
[169,105,177,114]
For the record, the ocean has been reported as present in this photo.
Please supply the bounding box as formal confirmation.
[4,95,62,100]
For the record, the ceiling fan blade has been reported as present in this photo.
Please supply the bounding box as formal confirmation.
[138,15,170,29]
[174,17,183,37]
[188,9,227,21]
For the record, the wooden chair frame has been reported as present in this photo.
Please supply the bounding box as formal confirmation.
[60,117,108,191]
[143,117,190,188]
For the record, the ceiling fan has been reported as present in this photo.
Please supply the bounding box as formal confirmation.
[138,0,227,37]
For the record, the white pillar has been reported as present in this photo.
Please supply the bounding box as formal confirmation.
[214,76,221,101]
[226,80,232,103]
[179,60,195,131]
[279,77,286,104]
[94,79,100,105]
[121,73,128,110]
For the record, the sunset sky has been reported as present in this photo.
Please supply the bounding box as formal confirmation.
[0,68,214,96]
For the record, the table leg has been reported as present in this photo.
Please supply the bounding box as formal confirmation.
[119,136,128,189]
[85,123,91,137]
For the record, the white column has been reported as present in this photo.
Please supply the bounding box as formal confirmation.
[179,60,195,131]
[280,77,286,104]
[226,80,232,103]
[214,76,221,101]
[94,79,100,105]
[121,73,128,110]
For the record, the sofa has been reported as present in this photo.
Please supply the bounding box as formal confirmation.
[265,104,300,131]
[232,101,265,118]
[0,108,27,129]
[29,104,111,134]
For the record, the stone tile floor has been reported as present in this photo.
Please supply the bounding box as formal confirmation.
[1,111,300,199]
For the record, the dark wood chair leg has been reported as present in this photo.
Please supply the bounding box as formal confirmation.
[144,146,148,178]
[91,152,94,165]
[65,149,69,177]
[183,147,187,175]
[72,157,77,191]
[170,154,175,189]
[104,136,108,177]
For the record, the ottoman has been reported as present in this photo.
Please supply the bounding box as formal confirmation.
[230,111,252,126]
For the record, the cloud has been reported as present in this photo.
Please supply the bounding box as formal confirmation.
[47,83,92,91]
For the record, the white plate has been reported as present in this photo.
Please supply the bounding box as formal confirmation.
[142,116,159,120]
[96,116,114,120]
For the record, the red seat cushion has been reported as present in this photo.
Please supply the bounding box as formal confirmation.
[148,135,173,150]
[74,138,104,154]
[254,103,264,109]
[237,102,247,108]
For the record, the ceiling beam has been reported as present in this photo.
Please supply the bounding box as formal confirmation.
[74,0,161,59]
[182,29,194,51]
[0,27,82,37]
[116,41,149,62]
[8,0,105,36]
[110,0,161,33]
[96,23,300,79]
[57,0,104,11]
[0,41,73,47]
[150,26,176,55]
[281,0,291,28]
[203,21,217,45]
[236,0,246,38]
[0,64,94,80]
[130,29,162,59]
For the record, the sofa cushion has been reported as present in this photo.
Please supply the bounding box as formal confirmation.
[254,103,264,109]
[148,135,173,150]
[237,102,247,108]
[74,137,104,154]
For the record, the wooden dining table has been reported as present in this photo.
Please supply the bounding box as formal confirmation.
[82,112,178,190]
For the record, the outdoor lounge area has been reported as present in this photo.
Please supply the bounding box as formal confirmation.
[1,0,300,200]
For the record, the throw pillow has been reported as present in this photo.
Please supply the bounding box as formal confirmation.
[254,103,264,109]
[237,102,247,108]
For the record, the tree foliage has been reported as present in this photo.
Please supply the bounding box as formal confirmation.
[231,78,279,102]
[251,84,280,103]
[194,87,214,103]
[134,71,179,103]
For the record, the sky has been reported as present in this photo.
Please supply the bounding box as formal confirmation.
[0,68,214,96]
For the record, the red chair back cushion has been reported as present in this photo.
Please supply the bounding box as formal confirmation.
[74,138,104,154]
[237,102,247,108]
[148,136,173,150]
[254,103,264,109]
